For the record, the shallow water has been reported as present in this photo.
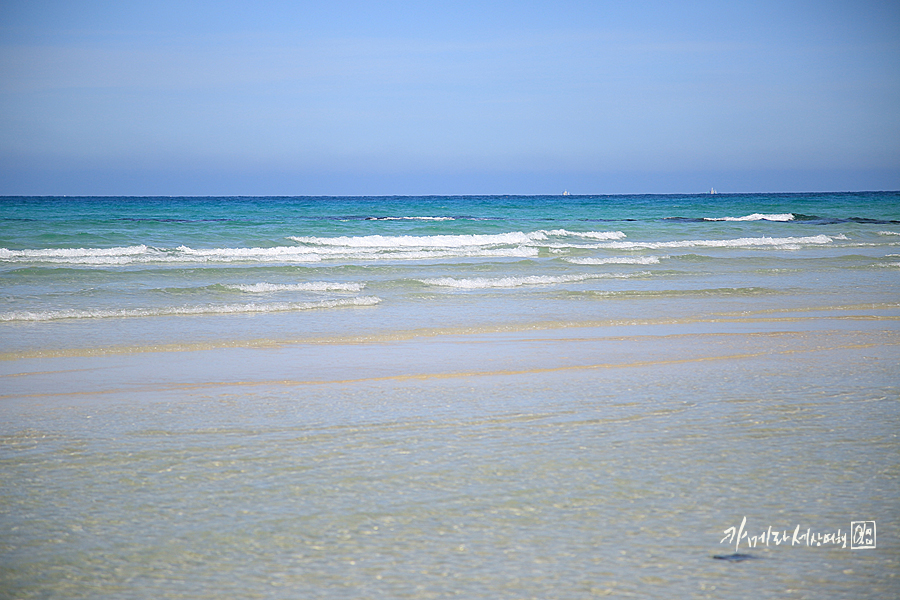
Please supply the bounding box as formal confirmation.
[1,194,899,598]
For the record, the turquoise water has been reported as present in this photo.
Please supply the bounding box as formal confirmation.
[2,193,899,354]
[1,193,899,598]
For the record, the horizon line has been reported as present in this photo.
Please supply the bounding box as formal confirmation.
[2,189,898,199]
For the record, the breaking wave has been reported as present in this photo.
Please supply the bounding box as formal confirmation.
[591,235,835,250]
[418,272,647,289]
[288,230,626,248]
[0,245,323,266]
[703,213,795,222]
[364,216,455,221]
[563,256,663,265]
[0,232,843,268]
[222,282,365,293]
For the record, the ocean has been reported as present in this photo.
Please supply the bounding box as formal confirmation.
[1,193,898,598]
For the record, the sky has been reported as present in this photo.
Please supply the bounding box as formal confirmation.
[1,0,898,195]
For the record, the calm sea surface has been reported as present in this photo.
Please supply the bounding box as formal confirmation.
[1,193,899,598]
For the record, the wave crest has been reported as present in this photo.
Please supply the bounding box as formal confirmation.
[223,282,365,293]
[595,235,834,250]
[418,272,646,289]
[564,256,663,265]
[703,213,795,222]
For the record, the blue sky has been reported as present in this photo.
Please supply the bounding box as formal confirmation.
[1,0,898,195]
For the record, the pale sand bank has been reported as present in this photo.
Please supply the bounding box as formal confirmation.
[2,314,898,598]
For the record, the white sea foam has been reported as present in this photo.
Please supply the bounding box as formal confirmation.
[280,230,624,261]
[174,246,322,262]
[0,296,381,322]
[0,231,628,267]
[703,213,795,222]
[591,235,834,250]
[0,245,324,265]
[224,282,365,293]
[0,231,828,268]
[0,245,159,265]
[540,229,628,240]
[290,232,537,247]
[0,245,150,258]
[418,272,645,289]
[304,246,539,261]
[367,216,455,221]
[289,230,626,248]
[564,256,663,265]
[878,231,900,236]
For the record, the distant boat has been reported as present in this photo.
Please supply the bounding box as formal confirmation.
[562,190,570,196]
[710,188,717,194]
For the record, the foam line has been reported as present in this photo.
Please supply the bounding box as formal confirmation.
[0,296,381,322]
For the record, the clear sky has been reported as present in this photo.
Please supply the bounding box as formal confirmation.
[1,0,898,195]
